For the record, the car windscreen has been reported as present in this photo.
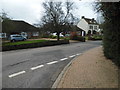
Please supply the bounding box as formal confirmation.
[13,36,22,37]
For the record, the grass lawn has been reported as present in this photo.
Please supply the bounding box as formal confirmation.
[2,40,48,46]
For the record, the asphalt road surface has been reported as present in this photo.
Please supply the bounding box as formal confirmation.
[2,41,102,88]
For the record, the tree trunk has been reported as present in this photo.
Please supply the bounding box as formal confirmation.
[57,32,60,41]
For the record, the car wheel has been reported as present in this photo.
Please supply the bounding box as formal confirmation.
[23,39,26,41]
[11,39,16,42]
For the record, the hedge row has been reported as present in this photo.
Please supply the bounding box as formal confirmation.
[98,3,120,67]
[2,40,69,51]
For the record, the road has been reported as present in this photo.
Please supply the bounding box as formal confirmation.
[2,41,102,88]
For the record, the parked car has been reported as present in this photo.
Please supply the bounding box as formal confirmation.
[10,34,27,42]
[52,33,64,37]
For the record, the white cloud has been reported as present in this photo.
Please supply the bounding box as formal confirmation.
[74,2,97,20]
[0,0,97,25]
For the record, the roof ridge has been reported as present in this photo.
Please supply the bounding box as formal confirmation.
[83,18,98,25]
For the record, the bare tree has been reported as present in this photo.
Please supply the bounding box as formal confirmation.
[41,1,75,41]
[0,9,11,20]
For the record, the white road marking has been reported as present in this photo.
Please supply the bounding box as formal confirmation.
[69,55,76,58]
[60,58,68,61]
[9,71,26,78]
[47,61,58,65]
[76,53,82,56]
[31,65,44,70]
[8,53,83,78]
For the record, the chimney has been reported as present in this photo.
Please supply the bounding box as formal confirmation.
[82,16,85,19]
[92,18,94,21]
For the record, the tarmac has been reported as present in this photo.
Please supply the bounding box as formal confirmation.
[54,46,118,88]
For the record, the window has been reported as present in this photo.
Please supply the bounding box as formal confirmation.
[33,32,39,36]
[94,26,97,29]
[89,25,93,29]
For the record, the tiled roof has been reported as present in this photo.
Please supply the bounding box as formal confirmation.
[84,18,99,25]
[2,20,40,33]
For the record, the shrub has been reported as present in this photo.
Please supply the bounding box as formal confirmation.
[64,37,70,40]
[29,36,41,39]
[41,35,50,38]
[88,35,103,40]
[70,35,85,42]
[51,36,57,39]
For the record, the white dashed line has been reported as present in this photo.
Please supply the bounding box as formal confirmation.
[9,53,82,78]
[9,71,26,78]
[69,55,76,58]
[60,58,68,61]
[47,61,58,65]
[31,65,44,70]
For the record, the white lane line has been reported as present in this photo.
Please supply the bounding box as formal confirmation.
[76,53,82,56]
[47,61,58,65]
[60,58,68,61]
[31,65,44,70]
[69,55,76,58]
[8,71,26,78]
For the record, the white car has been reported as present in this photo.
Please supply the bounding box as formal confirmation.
[10,34,27,42]
[52,33,64,37]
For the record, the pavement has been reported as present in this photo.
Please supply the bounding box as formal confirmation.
[56,46,118,88]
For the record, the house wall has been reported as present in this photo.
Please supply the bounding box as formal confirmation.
[77,19,89,33]
[32,32,39,37]
[89,24,99,30]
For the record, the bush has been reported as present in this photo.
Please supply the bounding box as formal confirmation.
[64,37,70,40]
[49,35,57,39]
[70,35,85,42]
[51,36,57,39]
[41,35,50,38]
[29,36,41,39]
[88,35,103,40]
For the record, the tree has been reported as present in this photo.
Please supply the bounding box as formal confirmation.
[0,9,13,34]
[94,2,120,66]
[0,9,11,20]
[41,1,75,41]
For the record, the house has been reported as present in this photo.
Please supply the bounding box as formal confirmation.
[1,20,40,39]
[77,16,99,36]
[67,25,85,37]
[71,25,85,36]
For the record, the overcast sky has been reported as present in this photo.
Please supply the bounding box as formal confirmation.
[0,0,98,25]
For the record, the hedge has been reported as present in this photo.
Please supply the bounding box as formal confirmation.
[103,20,120,66]
[2,40,69,51]
[94,2,120,67]
[70,35,85,42]
[88,35,103,40]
